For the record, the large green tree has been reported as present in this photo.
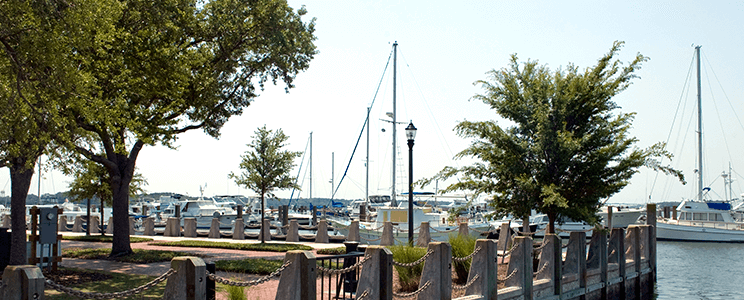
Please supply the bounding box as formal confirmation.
[230,125,301,243]
[425,42,683,233]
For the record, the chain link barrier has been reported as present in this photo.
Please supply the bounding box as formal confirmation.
[392,280,431,299]
[429,226,457,233]
[452,274,479,291]
[392,250,434,268]
[316,255,370,275]
[45,268,176,299]
[498,268,518,284]
[452,246,481,262]
[533,262,550,277]
[208,261,291,287]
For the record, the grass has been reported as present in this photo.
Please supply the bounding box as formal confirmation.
[387,243,427,292]
[63,248,198,264]
[449,233,477,283]
[149,240,312,252]
[61,235,153,243]
[44,268,167,300]
[214,258,284,274]
[316,247,346,255]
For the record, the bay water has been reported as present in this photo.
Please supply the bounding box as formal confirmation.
[656,241,744,299]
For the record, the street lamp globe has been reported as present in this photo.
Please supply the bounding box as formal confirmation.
[405,122,417,141]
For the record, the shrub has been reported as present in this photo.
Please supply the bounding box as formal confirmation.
[449,234,476,283]
[387,243,427,292]
[225,283,246,300]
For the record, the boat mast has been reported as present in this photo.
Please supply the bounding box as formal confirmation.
[696,45,703,202]
[366,106,370,203]
[309,131,313,201]
[392,41,398,206]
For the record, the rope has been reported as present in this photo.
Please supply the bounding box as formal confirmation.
[360,236,382,242]
[452,274,479,291]
[46,268,176,299]
[392,280,431,298]
[498,268,518,284]
[497,244,519,257]
[316,255,370,275]
[429,227,457,233]
[533,242,550,251]
[468,226,495,234]
[356,289,371,300]
[392,250,434,267]
[453,246,481,262]
[208,261,291,287]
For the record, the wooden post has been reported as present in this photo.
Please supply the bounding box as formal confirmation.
[163,257,206,300]
[613,228,626,299]
[646,203,657,282]
[275,251,316,300]
[629,225,642,299]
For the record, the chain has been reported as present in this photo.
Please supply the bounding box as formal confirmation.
[356,289,371,300]
[452,274,479,291]
[208,261,290,287]
[317,255,370,275]
[498,268,518,283]
[392,280,431,299]
[453,246,481,262]
[497,243,519,257]
[429,227,457,233]
[45,268,176,299]
[533,262,550,276]
[333,223,349,229]
[392,250,434,267]
[562,239,574,249]
[468,226,495,234]
[299,225,318,230]
[533,242,550,251]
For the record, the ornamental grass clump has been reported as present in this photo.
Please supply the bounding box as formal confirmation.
[449,234,477,283]
[388,243,427,292]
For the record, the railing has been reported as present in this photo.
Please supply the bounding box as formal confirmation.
[316,251,365,299]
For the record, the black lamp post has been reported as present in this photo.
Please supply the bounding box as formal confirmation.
[405,121,417,244]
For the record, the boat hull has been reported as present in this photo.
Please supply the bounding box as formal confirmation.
[657,221,744,242]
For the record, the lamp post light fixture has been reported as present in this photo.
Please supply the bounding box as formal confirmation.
[405,121,417,244]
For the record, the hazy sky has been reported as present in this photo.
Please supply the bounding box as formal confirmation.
[5,1,744,205]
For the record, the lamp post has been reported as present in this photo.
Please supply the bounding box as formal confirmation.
[405,121,417,244]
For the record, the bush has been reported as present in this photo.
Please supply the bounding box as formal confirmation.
[449,234,476,283]
[225,283,247,300]
[387,243,427,292]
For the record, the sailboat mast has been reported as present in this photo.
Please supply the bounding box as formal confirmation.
[696,45,703,202]
[309,131,313,200]
[392,41,398,204]
[366,106,370,203]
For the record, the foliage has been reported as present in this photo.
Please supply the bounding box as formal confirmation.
[149,240,312,252]
[449,234,476,283]
[61,158,147,206]
[44,268,167,300]
[62,248,196,264]
[230,125,302,242]
[316,247,346,255]
[387,244,427,292]
[225,283,247,300]
[422,41,683,232]
[214,258,284,275]
[61,235,152,243]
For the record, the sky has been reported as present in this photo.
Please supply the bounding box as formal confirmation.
[4,1,744,205]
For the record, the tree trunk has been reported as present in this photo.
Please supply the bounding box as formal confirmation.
[108,157,135,257]
[8,157,36,265]
[548,213,556,234]
[260,193,265,243]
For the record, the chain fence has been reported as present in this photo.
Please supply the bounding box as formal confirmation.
[45,268,176,299]
[208,261,291,287]
[452,246,481,262]
[452,274,479,291]
[392,280,431,299]
[392,250,433,268]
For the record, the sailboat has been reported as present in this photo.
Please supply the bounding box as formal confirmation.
[327,42,493,244]
[655,46,744,242]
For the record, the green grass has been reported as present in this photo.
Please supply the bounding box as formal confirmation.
[44,268,166,300]
[61,235,153,243]
[63,248,198,264]
[316,247,346,255]
[214,258,284,274]
[149,240,312,252]
[387,243,427,292]
[449,233,477,283]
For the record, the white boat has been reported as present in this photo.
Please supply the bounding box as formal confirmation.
[655,46,744,242]
[597,205,646,228]
[530,214,594,238]
[160,198,238,229]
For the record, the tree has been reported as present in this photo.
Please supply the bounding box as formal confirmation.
[230,126,301,243]
[424,41,683,233]
[7,0,316,257]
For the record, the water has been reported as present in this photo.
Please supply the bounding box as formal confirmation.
[656,241,744,299]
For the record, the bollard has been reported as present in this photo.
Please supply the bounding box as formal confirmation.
[1,265,45,300]
[286,219,300,242]
[129,216,136,235]
[416,222,431,247]
[90,216,100,234]
[57,215,68,232]
[261,218,272,241]
[143,217,155,236]
[232,218,245,240]
[165,217,181,237]
[73,216,84,232]
[417,242,452,299]
[106,216,115,234]
[458,222,469,237]
[355,246,393,300]
[315,219,329,243]
[465,239,498,299]
[163,257,206,300]
[312,206,317,225]
[347,220,360,242]
[503,236,533,299]
[535,234,561,297]
[208,218,220,239]
[275,251,316,300]
[183,218,197,238]
[380,222,394,246]
[237,205,243,219]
